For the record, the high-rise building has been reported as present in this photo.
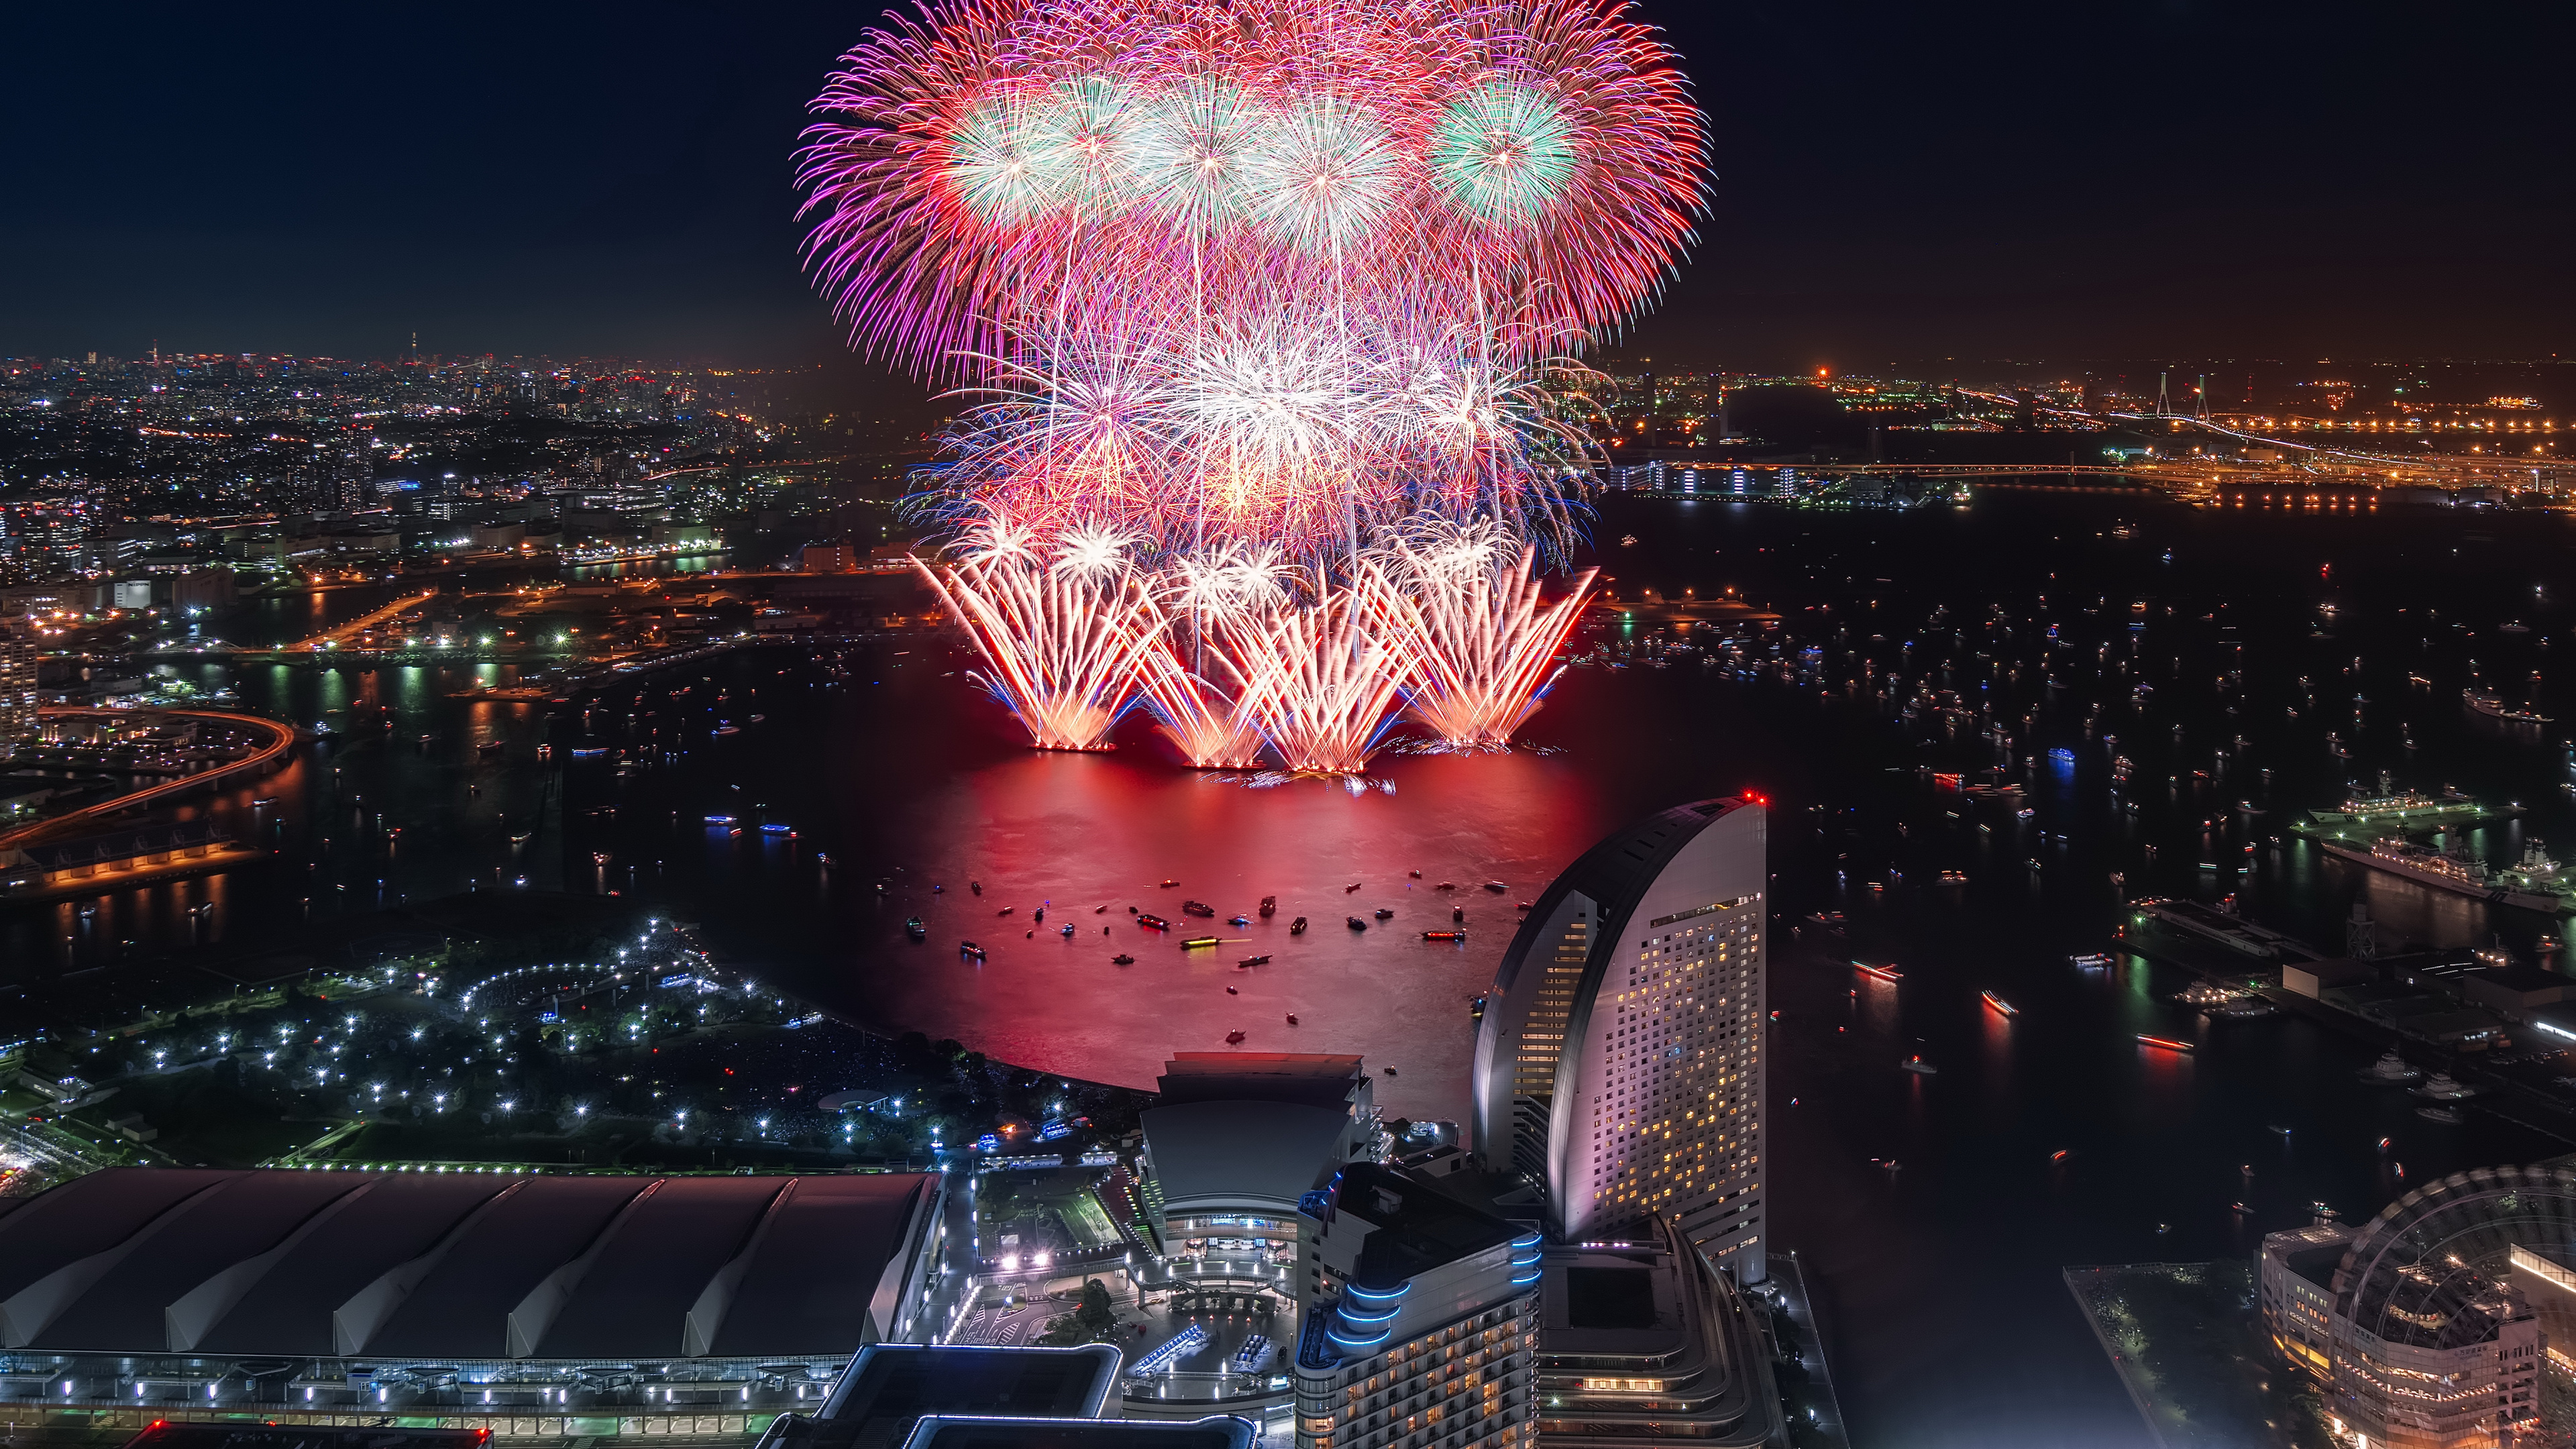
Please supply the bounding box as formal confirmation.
[1293,1162,1540,1449]
[0,621,38,741]
[1470,800,1767,1281]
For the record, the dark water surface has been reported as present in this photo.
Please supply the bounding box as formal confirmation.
[10,492,2576,1446]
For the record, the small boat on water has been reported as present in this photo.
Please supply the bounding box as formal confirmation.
[1422,930,1465,942]
[1853,961,1904,983]
[2071,953,2114,968]
[1159,878,1179,888]
[2418,1105,2466,1125]
[1980,991,2017,1017]
[1258,896,1277,916]
[1181,900,1216,917]
[1483,881,1509,894]
[1181,936,1221,950]
[2136,1035,2194,1053]
[1285,1014,1298,1026]
[1238,955,1271,967]
[1060,924,1075,938]
[2412,1072,2475,1101]
[1112,953,1135,965]
[904,917,926,941]
[1373,908,1395,920]
[959,941,986,961]
[1226,1030,1246,1045]
[1347,916,1368,930]
[1228,914,1250,927]
[1291,916,1309,934]
[1137,913,1171,930]
[1900,1055,1938,1075]
[2357,1050,2423,1085]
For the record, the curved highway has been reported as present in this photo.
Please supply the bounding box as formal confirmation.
[0,706,297,849]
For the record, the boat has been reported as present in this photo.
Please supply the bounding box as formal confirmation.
[1181,936,1220,949]
[1620,535,1640,547]
[700,813,735,825]
[1805,911,1846,927]
[1422,930,1466,942]
[1137,913,1171,930]
[761,822,792,835]
[1061,924,1075,938]
[1228,915,1250,927]
[1285,1014,1298,1026]
[1181,900,1216,917]
[1159,878,1177,888]
[1373,908,1395,920]
[1852,961,1903,983]
[1346,883,1362,893]
[1980,991,2017,1017]
[1225,985,1237,994]
[1900,1055,1938,1075]
[2356,1050,2423,1085]
[1226,1030,1246,1044]
[2070,953,2114,968]
[2412,1072,2475,1101]
[1291,917,1308,934]
[959,941,986,961]
[1238,955,1271,967]
[1112,953,1135,965]
[2417,1105,2466,1125]
[1436,881,1456,891]
[478,739,504,755]
[508,830,534,844]
[713,724,740,737]
[2465,688,2551,724]
[2135,1035,2194,1053]
[1483,881,1509,893]
[904,918,926,941]
[1258,896,1277,917]
[749,713,766,722]
[569,746,607,759]
[2316,837,2573,914]
[1347,916,1368,930]
[998,906,1016,917]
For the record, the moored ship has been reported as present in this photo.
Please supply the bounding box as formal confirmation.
[2317,837,2574,915]
[2465,688,2551,724]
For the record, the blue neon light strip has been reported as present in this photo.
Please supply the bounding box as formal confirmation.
[1344,1282,1411,1301]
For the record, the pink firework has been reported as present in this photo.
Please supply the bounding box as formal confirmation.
[797,0,1708,374]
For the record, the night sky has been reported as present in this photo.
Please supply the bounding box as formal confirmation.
[7,1,2570,369]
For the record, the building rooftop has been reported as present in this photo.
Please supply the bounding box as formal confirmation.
[902,1415,1255,1449]
[1156,1053,1366,1112]
[774,1345,1123,1449]
[1330,1163,1521,1291]
[0,1167,936,1360]
[1141,1099,1357,1213]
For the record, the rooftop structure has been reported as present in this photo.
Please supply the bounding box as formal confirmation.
[0,1166,945,1433]
[1294,1163,1540,1449]
[1470,800,1768,1277]
[2259,1164,2574,1448]
[1140,1055,1377,1238]
[1529,1219,1783,1446]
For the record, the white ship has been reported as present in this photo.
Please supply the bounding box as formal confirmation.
[2316,837,2573,915]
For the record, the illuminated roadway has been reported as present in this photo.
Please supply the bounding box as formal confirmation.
[280,588,439,653]
[0,706,297,850]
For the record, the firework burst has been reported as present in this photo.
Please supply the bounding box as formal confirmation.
[805,0,1708,769]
